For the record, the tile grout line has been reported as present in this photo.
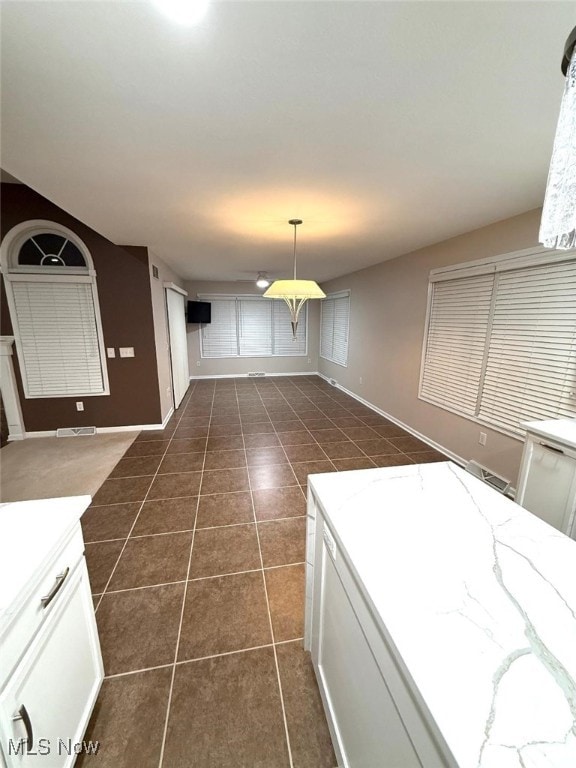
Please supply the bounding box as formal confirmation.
[92,391,195,613]
[103,637,308,681]
[156,379,215,768]
[240,378,295,768]
[86,512,308,545]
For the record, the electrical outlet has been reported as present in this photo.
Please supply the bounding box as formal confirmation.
[196,360,201,367]
[307,358,311,364]
[359,376,363,385]
[119,347,135,358]
[76,401,84,412]
[479,432,487,446]
[106,347,115,358]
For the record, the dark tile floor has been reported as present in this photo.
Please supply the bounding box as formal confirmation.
[79,375,447,768]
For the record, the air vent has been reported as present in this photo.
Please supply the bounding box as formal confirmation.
[152,265,159,279]
[56,426,97,437]
[248,372,266,377]
[465,460,510,495]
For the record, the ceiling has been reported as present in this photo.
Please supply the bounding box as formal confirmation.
[1,1,573,282]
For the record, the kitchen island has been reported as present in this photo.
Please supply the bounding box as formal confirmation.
[305,462,576,768]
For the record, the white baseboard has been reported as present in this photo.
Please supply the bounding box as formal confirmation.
[316,373,466,468]
[23,414,173,439]
[190,371,319,380]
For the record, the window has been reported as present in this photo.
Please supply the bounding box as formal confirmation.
[419,249,576,437]
[199,295,307,358]
[1,220,109,398]
[320,291,350,366]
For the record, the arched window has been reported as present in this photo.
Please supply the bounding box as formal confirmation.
[1,220,109,398]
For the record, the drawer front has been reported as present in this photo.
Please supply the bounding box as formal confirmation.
[0,525,85,683]
[0,560,103,767]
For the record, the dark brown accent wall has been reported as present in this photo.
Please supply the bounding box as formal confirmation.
[0,183,162,431]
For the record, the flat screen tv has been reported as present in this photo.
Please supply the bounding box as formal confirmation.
[187,300,211,324]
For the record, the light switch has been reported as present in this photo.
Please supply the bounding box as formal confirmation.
[119,347,135,358]
[107,348,116,358]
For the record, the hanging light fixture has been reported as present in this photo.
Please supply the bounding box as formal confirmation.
[256,272,270,288]
[264,219,325,338]
[540,26,576,249]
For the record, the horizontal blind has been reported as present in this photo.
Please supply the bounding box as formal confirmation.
[201,298,238,357]
[320,298,335,360]
[200,295,308,357]
[273,301,307,355]
[478,260,576,434]
[420,274,494,416]
[320,293,350,366]
[12,281,105,397]
[238,298,272,356]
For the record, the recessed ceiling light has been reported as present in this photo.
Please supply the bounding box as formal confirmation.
[152,0,209,26]
[256,272,270,289]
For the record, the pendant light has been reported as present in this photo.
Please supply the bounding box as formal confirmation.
[264,219,325,338]
[540,26,576,249]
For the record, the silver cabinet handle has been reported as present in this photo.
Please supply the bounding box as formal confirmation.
[539,442,565,455]
[40,566,70,608]
[13,704,33,751]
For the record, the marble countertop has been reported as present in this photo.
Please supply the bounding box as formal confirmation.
[309,462,576,768]
[522,417,576,452]
[0,496,91,620]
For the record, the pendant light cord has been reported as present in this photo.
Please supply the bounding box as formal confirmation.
[293,222,297,280]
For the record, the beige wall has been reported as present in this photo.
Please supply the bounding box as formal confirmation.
[149,250,186,422]
[318,208,544,486]
[185,281,320,377]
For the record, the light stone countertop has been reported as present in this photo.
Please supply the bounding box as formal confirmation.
[309,462,576,768]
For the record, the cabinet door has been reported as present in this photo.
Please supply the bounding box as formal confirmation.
[315,546,422,768]
[521,442,576,536]
[0,561,103,768]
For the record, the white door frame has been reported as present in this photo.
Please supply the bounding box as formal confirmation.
[164,284,189,410]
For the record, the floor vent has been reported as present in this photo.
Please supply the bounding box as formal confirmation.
[329,378,338,386]
[248,372,266,377]
[465,460,510,495]
[56,426,97,438]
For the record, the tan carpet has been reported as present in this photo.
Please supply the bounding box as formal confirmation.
[0,432,138,502]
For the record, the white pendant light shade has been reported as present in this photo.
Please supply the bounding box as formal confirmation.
[263,220,325,338]
[263,279,325,299]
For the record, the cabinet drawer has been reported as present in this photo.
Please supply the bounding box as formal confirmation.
[0,525,84,684]
[0,560,103,767]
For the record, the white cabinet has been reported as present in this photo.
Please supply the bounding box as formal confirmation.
[0,498,103,768]
[516,419,576,538]
[306,493,453,768]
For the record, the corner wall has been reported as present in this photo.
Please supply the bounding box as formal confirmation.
[185,281,320,377]
[318,208,543,485]
[0,183,163,431]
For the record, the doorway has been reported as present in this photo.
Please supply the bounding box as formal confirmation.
[165,285,190,410]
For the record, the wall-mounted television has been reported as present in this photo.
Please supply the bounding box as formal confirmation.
[187,300,211,324]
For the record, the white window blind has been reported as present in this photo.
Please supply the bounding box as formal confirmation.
[478,260,576,433]
[419,252,576,438]
[320,292,350,366]
[200,298,238,358]
[420,274,494,416]
[238,298,272,356]
[200,296,307,358]
[12,280,106,397]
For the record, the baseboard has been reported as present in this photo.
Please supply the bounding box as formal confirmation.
[24,416,172,439]
[189,371,320,380]
[316,372,466,469]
